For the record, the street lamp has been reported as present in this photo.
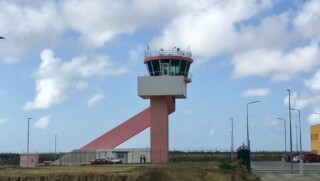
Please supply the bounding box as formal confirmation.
[230,118,234,161]
[295,125,298,152]
[246,100,260,172]
[277,118,286,156]
[247,101,260,149]
[27,118,32,167]
[291,107,303,175]
[0,36,4,39]
[287,88,293,170]
[54,134,57,162]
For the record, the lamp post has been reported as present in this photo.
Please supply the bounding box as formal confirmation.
[230,118,234,161]
[291,108,303,175]
[27,118,32,167]
[0,36,4,39]
[247,101,260,149]
[277,118,286,157]
[246,100,260,172]
[54,134,57,162]
[287,88,293,170]
[295,125,298,152]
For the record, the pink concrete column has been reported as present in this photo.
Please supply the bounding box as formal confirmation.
[150,96,169,163]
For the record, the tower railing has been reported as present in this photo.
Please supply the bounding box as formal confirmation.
[145,49,192,58]
[146,70,192,79]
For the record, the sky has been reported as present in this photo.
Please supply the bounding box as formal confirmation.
[0,0,320,153]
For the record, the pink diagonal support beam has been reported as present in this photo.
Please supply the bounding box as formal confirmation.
[81,108,151,149]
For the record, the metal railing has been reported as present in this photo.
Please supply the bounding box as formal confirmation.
[145,49,192,58]
[146,70,192,78]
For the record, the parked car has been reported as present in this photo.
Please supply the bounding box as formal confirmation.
[90,158,113,165]
[90,157,122,165]
[285,152,299,162]
[292,153,320,163]
[109,158,122,164]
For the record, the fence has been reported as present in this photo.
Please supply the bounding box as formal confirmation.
[2,150,320,173]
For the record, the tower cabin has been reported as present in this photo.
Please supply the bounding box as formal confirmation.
[144,47,193,83]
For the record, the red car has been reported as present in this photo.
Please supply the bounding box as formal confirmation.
[90,158,113,165]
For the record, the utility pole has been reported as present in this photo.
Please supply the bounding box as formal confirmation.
[230,118,234,161]
[27,118,32,167]
[287,89,293,170]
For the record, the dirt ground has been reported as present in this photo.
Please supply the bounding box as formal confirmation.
[0,162,260,181]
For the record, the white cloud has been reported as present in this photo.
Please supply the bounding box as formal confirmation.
[1,0,319,85]
[87,94,105,107]
[305,69,320,91]
[0,118,8,126]
[293,0,320,39]
[242,88,270,97]
[283,92,320,110]
[308,108,320,125]
[232,43,320,81]
[60,0,180,47]
[23,49,126,110]
[34,115,50,129]
[150,0,273,59]
[0,0,180,62]
[0,1,63,63]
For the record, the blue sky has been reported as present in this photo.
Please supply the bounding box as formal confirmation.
[1,0,320,153]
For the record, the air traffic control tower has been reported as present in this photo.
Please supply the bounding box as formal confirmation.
[138,48,193,163]
[81,47,193,163]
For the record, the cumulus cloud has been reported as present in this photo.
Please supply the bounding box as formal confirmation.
[87,94,105,107]
[0,118,8,126]
[0,0,179,62]
[308,108,320,125]
[242,88,270,97]
[34,115,50,129]
[283,92,320,110]
[1,0,319,84]
[305,69,320,91]
[23,49,126,110]
[150,0,273,58]
[293,0,320,39]
[0,1,63,63]
[232,43,320,81]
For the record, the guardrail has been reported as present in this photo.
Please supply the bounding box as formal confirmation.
[145,71,192,79]
[145,49,192,58]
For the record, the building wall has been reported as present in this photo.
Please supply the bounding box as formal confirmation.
[310,124,320,154]
[20,154,39,167]
[56,148,150,165]
[138,76,186,99]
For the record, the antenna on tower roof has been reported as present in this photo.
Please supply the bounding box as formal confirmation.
[187,44,190,52]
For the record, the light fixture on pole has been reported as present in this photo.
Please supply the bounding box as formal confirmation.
[287,88,293,170]
[247,101,260,149]
[0,36,4,39]
[291,107,303,175]
[277,118,287,157]
[27,118,32,167]
[246,100,260,173]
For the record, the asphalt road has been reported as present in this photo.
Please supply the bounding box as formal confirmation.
[259,173,320,181]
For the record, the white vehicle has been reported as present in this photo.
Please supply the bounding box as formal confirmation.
[292,155,300,162]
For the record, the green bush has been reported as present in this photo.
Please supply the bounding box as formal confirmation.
[218,162,237,170]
